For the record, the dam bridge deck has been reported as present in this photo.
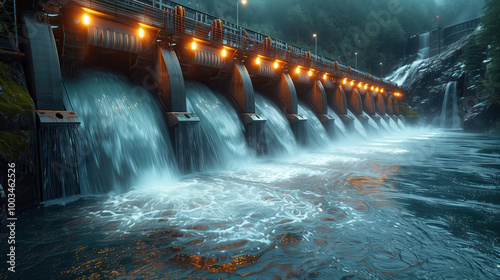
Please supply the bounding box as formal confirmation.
[62,0,402,93]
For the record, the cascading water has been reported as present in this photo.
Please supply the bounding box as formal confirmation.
[388,117,401,130]
[440,81,461,128]
[327,107,347,137]
[297,101,331,148]
[347,109,368,138]
[254,93,299,155]
[397,119,407,129]
[376,113,391,131]
[63,70,178,195]
[39,123,81,200]
[185,82,251,170]
[363,111,380,131]
[418,32,430,60]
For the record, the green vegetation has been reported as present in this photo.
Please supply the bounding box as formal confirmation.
[0,61,34,161]
[0,61,33,117]
[398,101,420,119]
[174,0,484,75]
[0,130,31,160]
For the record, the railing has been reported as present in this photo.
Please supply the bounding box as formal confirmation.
[71,0,397,89]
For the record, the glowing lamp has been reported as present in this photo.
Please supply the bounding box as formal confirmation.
[323,74,327,80]
[375,87,380,92]
[371,86,374,91]
[83,14,90,25]
[296,67,300,74]
[256,57,261,65]
[221,49,227,57]
[308,70,313,77]
[191,41,197,50]
[342,78,347,85]
[364,84,368,90]
[138,28,145,38]
[358,82,362,88]
[274,61,279,69]
[350,80,354,87]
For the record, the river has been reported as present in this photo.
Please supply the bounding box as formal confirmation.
[1,129,499,279]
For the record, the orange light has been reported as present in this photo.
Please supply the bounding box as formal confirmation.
[138,28,145,38]
[256,57,261,65]
[376,87,380,92]
[323,74,327,80]
[296,66,300,74]
[191,41,197,50]
[364,84,368,90]
[308,70,313,77]
[371,86,374,91]
[83,14,90,25]
[358,82,362,88]
[342,78,347,85]
[394,92,402,97]
[221,49,227,57]
[381,88,385,93]
[350,80,354,87]
[274,61,279,69]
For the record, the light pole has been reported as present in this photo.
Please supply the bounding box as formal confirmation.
[379,62,383,77]
[237,0,247,27]
[355,52,358,69]
[313,34,317,61]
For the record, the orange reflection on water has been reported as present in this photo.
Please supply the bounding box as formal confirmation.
[168,242,274,273]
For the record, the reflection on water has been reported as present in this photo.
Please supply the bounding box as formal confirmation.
[2,130,500,279]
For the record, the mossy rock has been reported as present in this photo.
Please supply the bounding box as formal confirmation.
[398,101,420,119]
[0,61,34,130]
[0,130,32,161]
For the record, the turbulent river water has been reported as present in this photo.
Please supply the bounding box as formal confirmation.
[1,130,499,279]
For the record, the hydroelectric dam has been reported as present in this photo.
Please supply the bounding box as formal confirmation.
[18,0,405,202]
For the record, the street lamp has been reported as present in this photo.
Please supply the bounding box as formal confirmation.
[237,0,247,27]
[379,62,383,77]
[355,52,358,69]
[313,34,317,61]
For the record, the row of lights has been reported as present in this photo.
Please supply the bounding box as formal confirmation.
[342,78,385,93]
[190,39,401,97]
[193,40,327,78]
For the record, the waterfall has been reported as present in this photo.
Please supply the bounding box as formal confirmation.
[327,107,347,137]
[418,32,430,60]
[254,93,299,156]
[440,81,461,128]
[388,117,401,131]
[363,111,380,131]
[297,101,331,148]
[63,70,178,195]
[376,113,391,131]
[347,109,368,138]
[39,124,81,200]
[185,82,251,170]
